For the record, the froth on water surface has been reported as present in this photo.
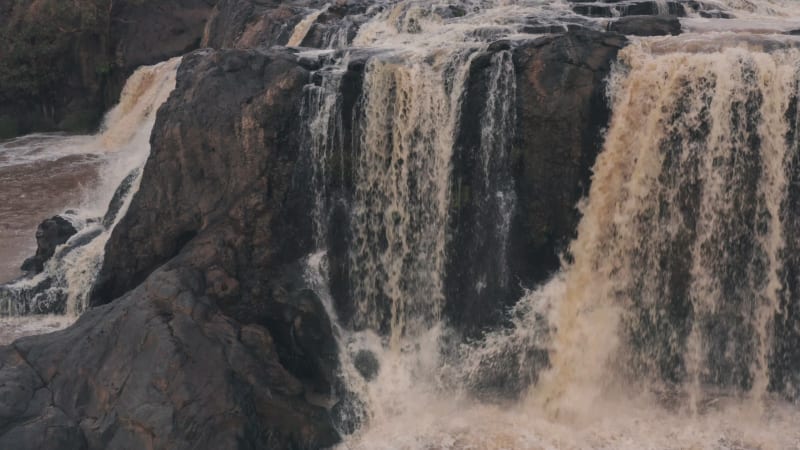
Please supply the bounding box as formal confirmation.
[344,393,800,449]
[0,135,101,283]
[0,315,73,346]
[0,57,181,315]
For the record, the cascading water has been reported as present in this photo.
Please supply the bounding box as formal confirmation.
[349,50,476,341]
[288,6,330,47]
[535,41,800,416]
[288,0,800,448]
[0,57,180,342]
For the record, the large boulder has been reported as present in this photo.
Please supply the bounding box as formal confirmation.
[0,261,338,449]
[20,216,78,275]
[0,47,343,448]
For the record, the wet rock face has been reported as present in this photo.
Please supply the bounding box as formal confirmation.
[202,0,376,50]
[201,0,308,48]
[0,0,215,138]
[444,31,626,336]
[609,15,682,36]
[0,48,342,448]
[20,216,78,275]
[353,350,380,381]
[0,263,338,450]
[511,31,626,290]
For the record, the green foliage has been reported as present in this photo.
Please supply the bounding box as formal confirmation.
[0,0,120,101]
[59,108,103,132]
[0,115,19,139]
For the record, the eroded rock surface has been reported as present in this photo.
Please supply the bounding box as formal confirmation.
[2,48,341,449]
[0,263,337,449]
[20,216,78,275]
[444,31,626,336]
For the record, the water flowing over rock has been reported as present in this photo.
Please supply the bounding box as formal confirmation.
[4,0,800,449]
[1,57,181,317]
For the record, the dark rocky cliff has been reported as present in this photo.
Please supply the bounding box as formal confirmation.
[0,34,624,449]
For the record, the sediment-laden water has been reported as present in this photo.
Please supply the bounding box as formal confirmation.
[291,1,800,448]
[4,0,800,448]
[0,57,180,336]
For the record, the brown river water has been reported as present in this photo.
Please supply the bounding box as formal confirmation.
[0,58,181,344]
[0,134,102,283]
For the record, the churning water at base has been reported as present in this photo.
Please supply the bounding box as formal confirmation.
[282,1,800,448]
[337,40,800,448]
[0,57,180,338]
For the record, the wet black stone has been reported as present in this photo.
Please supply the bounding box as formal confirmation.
[102,169,140,228]
[331,394,368,436]
[609,16,682,36]
[353,349,380,381]
[20,216,77,274]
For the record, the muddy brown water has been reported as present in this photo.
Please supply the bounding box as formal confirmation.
[0,135,102,283]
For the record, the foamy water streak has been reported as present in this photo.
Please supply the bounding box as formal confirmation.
[301,62,345,248]
[0,57,180,323]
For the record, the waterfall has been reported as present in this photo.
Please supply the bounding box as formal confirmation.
[0,57,180,318]
[654,0,671,15]
[288,6,330,47]
[287,1,800,448]
[349,50,477,343]
[295,0,547,440]
[535,43,800,413]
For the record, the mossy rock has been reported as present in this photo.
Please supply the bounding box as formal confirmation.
[0,115,19,139]
[58,108,102,133]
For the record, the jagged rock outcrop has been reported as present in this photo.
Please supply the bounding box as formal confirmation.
[20,216,78,274]
[201,0,375,50]
[201,0,311,49]
[1,48,342,449]
[0,0,216,138]
[0,263,337,449]
[93,46,343,397]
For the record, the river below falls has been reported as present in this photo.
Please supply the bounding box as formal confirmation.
[0,134,102,283]
[0,135,98,342]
